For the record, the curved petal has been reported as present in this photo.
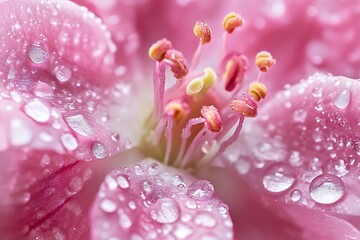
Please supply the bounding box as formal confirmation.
[91,159,234,240]
[220,73,360,238]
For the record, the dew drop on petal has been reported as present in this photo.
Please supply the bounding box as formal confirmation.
[263,164,296,193]
[290,189,302,202]
[111,132,120,142]
[28,41,48,64]
[100,199,117,213]
[334,90,350,109]
[173,224,193,239]
[312,87,322,98]
[54,65,72,82]
[194,212,217,228]
[187,180,214,201]
[150,198,180,224]
[309,173,345,204]
[118,211,132,228]
[91,141,107,159]
[141,180,154,195]
[64,112,95,137]
[116,175,129,189]
[292,109,307,123]
[61,133,78,151]
[23,100,51,123]
[10,119,33,146]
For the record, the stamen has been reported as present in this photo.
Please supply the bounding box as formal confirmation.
[202,67,217,89]
[164,115,174,165]
[148,38,172,61]
[186,77,204,96]
[255,51,276,72]
[164,100,188,122]
[223,54,247,92]
[186,67,217,96]
[164,49,189,79]
[229,94,258,118]
[193,21,212,45]
[200,105,221,132]
[153,61,166,120]
[222,12,245,33]
[249,82,267,101]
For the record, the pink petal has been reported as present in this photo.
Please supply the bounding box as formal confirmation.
[91,159,234,240]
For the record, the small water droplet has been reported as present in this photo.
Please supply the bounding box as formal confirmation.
[111,133,120,142]
[141,180,154,195]
[334,90,350,109]
[61,133,78,151]
[263,164,296,193]
[23,100,51,123]
[187,180,214,201]
[173,224,193,239]
[292,109,307,123]
[312,87,322,98]
[92,141,107,159]
[100,199,117,213]
[290,189,302,202]
[28,41,48,64]
[148,162,160,175]
[10,119,33,146]
[134,164,143,175]
[54,65,72,82]
[116,175,129,189]
[128,201,136,210]
[67,176,83,194]
[309,173,345,204]
[194,212,217,228]
[118,211,132,228]
[151,198,180,224]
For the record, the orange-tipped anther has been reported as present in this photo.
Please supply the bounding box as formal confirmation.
[255,51,276,72]
[164,49,189,79]
[165,100,188,122]
[222,12,245,33]
[149,38,172,61]
[229,94,258,118]
[193,21,212,45]
[200,105,222,132]
[249,82,267,101]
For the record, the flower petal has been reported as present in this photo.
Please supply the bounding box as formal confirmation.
[90,159,234,240]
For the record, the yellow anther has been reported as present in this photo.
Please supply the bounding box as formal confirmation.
[249,82,267,101]
[201,105,222,132]
[255,51,276,72]
[229,95,258,118]
[186,77,204,96]
[193,21,212,45]
[222,12,245,33]
[148,38,172,61]
[202,67,217,89]
[165,100,188,122]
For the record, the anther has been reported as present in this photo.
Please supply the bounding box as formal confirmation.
[164,100,188,122]
[255,51,276,72]
[202,67,217,89]
[200,105,222,132]
[229,94,258,118]
[193,21,212,45]
[249,82,267,101]
[164,49,189,79]
[186,77,204,96]
[149,38,172,61]
[222,12,245,33]
[223,54,247,92]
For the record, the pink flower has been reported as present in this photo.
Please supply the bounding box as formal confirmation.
[0,0,359,239]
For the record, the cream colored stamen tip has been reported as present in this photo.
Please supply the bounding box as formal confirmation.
[255,51,276,72]
[193,21,212,45]
[222,12,245,33]
[201,105,221,132]
[202,67,217,89]
[229,95,258,118]
[186,77,204,96]
[165,101,187,121]
[249,82,267,101]
[148,38,172,61]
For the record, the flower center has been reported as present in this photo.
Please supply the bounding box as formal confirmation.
[139,13,275,172]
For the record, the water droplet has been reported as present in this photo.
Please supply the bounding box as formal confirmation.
[150,198,180,224]
[116,175,130,189]
[187,180,214,201]
[173,224,193,239]
[263,164,295,193]
[61,133,78,151]
[194,212,217,228]
[141,180,153,195]
[100,199,117,213]
[67,176,83,194]
[54,65,72,82]
[290,189,302,202]
[23,100,51,123]
[28,41,48,64]
[111,133,120,142]
[309,173,345,204]
[334,90,350,109]
[292,109,307,123]
[312,87,322,98]
[64,111,95,137]
[92,141,107,159]
[128,201,136,210]
[148,162,160,175]
[134,164,143,175]
[118,211,132,228]
[10,119,33,146]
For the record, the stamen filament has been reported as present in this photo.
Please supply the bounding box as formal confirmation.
[164,115,174,165]
[153,61,166,120]
[217,114,245,154]
[152,116,168,145]
[189,42,203,72]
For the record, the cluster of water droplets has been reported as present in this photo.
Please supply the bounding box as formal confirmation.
[92,160,233,240]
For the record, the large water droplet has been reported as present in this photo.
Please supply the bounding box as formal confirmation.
[187,180,214,201]
[28,41,48,64]
[150,198,180,224]
[334,90,350,109]
[309,173,345,204]
[194,212,217,228]
[54,65,72,82]
[64,111,95,137]
[91,141,107,159]
[23,100,51,123]
[263,164,296,193]
[61,133,78,151]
